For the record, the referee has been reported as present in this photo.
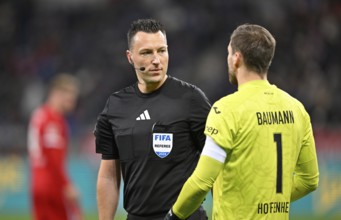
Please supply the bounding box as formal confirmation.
[94,19,210,220]
[165,24,319,220]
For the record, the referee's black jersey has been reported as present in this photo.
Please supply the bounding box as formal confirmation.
[94,75,211,217]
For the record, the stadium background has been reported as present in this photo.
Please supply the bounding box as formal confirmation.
[0,0,340,219]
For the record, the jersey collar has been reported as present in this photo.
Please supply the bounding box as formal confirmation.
[238,80,271,91]
[134,75,171,98]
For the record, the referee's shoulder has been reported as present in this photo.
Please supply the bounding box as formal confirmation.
[109,84,135,98]
[168,75,202,92]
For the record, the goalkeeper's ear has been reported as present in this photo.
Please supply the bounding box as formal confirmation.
[164,208,183,220]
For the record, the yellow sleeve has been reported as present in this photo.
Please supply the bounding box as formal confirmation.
[291,112,319,201]
[172,155,224,219]
[291,159,319,201]
[204,101,236,151]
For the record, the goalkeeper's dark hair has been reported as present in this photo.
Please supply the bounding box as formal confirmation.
[230,24,276,75]
[127,18,167,49]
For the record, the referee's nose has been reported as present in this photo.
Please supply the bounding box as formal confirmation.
[152,53,161,65]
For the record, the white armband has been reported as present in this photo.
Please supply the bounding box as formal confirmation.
[201,136,226,163]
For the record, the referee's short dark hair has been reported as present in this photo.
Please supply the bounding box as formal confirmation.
[127,18,167,49]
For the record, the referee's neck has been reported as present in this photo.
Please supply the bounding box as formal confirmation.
[137,75,168,94]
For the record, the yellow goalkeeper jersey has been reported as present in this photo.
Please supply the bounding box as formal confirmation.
[205,80,318,220]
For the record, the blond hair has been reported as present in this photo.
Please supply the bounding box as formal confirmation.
[49,73,79,93]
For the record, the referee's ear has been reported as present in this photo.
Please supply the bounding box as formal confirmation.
[126,50,133,65]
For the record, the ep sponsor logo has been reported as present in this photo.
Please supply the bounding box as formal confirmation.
[206,126,218,135]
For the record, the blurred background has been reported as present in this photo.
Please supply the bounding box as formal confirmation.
[0,0,340,219]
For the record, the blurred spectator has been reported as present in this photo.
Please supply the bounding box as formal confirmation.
[27,73,83,220]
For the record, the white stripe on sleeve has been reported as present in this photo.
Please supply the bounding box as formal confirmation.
[201,136,227,163]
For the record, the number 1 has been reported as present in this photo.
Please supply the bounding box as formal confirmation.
[274,133,283,193]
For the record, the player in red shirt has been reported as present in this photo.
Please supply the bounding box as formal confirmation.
[27,74,83,220]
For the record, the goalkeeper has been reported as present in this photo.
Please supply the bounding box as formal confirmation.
[165,23,319,220]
